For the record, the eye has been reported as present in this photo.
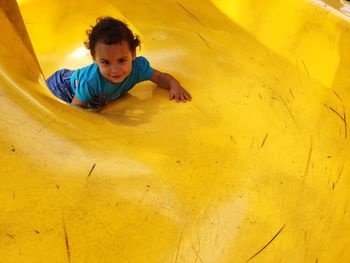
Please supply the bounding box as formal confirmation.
[101,60,110,65]
[119,58,127,63]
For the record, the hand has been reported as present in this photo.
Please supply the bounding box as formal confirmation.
[169,85,192,102]
[151,69,192,102]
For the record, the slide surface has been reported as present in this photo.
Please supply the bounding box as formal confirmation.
[1,0,350,262]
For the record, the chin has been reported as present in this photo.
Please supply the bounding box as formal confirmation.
[109,77,124,83]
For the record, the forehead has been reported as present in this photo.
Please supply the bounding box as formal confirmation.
[94,41,131,58]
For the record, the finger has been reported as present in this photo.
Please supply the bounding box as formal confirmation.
[185,93,192,101]
[169,92,175,100]
[180,93,186,102]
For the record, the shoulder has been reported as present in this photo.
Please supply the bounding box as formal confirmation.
[74,64,100,92]
[133,56,151,68]
[75,64,100,85]
[78,63,99,78]
[131,56,154,81]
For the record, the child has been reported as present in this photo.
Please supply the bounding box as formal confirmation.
[46,17,192,109]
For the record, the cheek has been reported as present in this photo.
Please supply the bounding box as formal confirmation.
[99,65,110,75]
[125,63,133,73]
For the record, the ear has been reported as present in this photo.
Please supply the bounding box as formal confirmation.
[132,51,136,60]
[92,55,96,63]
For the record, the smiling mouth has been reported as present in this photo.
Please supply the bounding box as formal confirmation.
[110,75,124,83]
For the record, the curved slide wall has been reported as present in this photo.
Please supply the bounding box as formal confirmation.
[1,0,350,262]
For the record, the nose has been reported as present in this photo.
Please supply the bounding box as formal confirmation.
[110,63,122,75]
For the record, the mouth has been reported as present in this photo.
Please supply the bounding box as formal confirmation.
[109,74,124,83]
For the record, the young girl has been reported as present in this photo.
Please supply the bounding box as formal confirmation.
[46,17,192,109]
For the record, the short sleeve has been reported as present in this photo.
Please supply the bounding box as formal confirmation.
[75,78,96,103]
[134,56,154,82]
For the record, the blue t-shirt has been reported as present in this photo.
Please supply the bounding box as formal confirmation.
[70,56,154,108]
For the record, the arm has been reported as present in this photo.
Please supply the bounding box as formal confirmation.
[150,69,192,102]
[71,95,88,108]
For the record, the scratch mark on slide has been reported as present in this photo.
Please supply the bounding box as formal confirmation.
[62,219,71,263]
[303,140,313,183]
[175,225,186,263]
[195,32,211,49]
[333,162,345,190]
[300,59,310,80]
[177,2,206,27]
[87,163,96,179]
[246,224,286,262]
[332,90,342,101]
[261,133,268,148]
[344,111,347,139]
[324,105,347,139]
[327,106,344,121]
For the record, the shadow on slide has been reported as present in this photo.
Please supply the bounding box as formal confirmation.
[1,0,350,262]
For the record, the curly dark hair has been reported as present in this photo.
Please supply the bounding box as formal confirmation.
[84,17,141,56]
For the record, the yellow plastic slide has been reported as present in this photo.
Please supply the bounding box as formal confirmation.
[1,0,350,262]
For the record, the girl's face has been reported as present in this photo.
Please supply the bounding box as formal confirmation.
[93,41,136,84]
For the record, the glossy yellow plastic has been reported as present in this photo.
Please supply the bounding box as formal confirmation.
[1,0,350,262]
